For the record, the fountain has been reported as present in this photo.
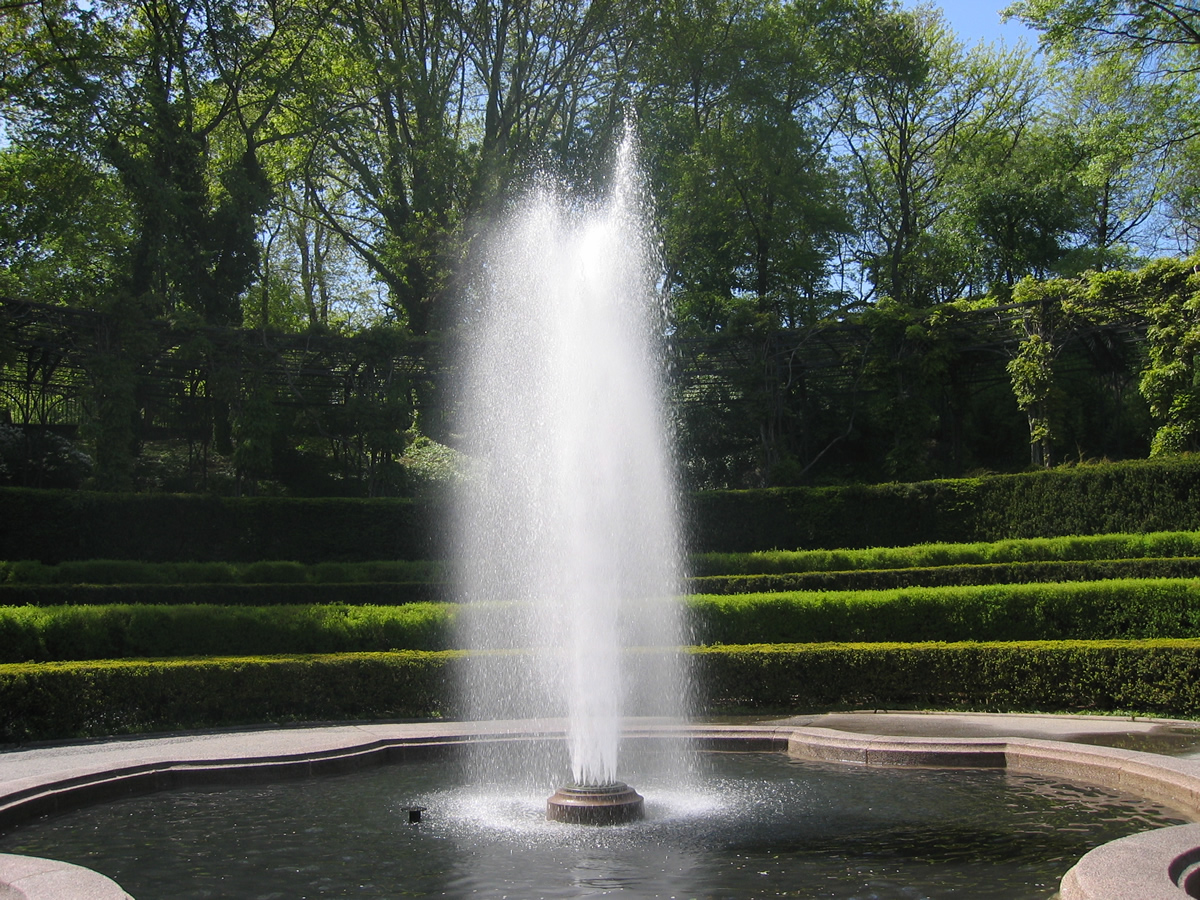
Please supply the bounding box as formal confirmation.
[453,132,687,823]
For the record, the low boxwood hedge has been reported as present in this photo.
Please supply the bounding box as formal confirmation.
[686,579,1200,645]
[10,578,1200,662]
[691,640,1200,716]
[0,582,445,608]
[0,489,449,563]
[691,531,1200,576]
[0,603,458,662]
[9,458,1200,562]
[0,559,444,586]
[688,558,1200,594]
[0,651,461,743]
[688,459,1200,552]
[4,641,1199,743]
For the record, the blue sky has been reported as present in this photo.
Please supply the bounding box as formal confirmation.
[907,0,1040,47]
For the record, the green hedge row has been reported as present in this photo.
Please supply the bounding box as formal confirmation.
[691,640,1200,715]
[0,582,444,607]
[4,641,1199,743]
[8,458,1200,562]
[0,651,461,743]
[0,488,449,563]
[691,531,1200,576]
[688,458,1200,551]
[0,559,443,585]
[19,559,1200,605]
[0,603,456,662]
[689,558,1200,594]
[9,579,1200,662]
[687,579,1200,645]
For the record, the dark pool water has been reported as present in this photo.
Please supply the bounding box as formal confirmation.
[0,750,1186,900]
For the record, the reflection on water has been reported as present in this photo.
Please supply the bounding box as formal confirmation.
[0,750,1186,900]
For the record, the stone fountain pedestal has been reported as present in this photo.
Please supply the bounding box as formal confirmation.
[546,782,644,825]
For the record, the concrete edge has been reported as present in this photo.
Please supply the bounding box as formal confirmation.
[4,720,1200,900]
[1059,823,1200,900]
[0,853,132,900]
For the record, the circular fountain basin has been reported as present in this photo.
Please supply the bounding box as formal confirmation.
[2,717,1200,899]
[546,780,644,823]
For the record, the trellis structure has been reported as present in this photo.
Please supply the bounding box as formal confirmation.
[0,296,1152,489]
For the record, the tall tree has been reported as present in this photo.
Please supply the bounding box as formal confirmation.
[953,121,1087,290]
[3,0,327,485]
[644,0,858,334]
[1008,0,1200,253]
[841,4,1041,306]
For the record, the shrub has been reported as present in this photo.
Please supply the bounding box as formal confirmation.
[686,579,1200,645]
[0,603,459,662]
[0,651,461,743]
[687,459,1200,552]
[688,558,1200,593]
[0,488,448,563]
[3,641,1199,743]
[689,640,1200,716]
[0,583,445,607]
[690,531,1200,576]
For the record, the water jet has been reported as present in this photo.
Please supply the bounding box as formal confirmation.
[454,132,685,817]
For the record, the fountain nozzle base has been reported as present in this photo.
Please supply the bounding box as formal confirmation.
[546,782,644,825]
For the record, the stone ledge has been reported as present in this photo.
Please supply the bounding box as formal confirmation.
[0,854,132,900]
[1060,823,1200,900]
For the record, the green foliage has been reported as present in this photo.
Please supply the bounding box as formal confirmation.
[691,639,1200,716]
[0,558,443,586]
[6,641,1200,742]
[1134,257,1200,454]
[690,557,1200,594]
[692,530,1200,576]
[0,488,445,563]
[690,458,1200,551]
[0,583,443,608]
[0,651,461,743]
[0,603,457,662]
[687,579,1200,645]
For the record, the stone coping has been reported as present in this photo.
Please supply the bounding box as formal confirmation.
[0,854,132,900]
[4,716,1200,899]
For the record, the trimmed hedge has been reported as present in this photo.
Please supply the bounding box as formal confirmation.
[691,531,1200,576]
[691,640,1200,716]
[10,577,1200,661]
[0,559,444,585]
[4,641,1200,743]
[0,489,448,563]
[8,458,1200,561]
[0,603,457,662]
[688,458,1200,552]
[0,651,461,743]
[687,579,1200,645]
[0,582,445,607]
[688,558,1200,594]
